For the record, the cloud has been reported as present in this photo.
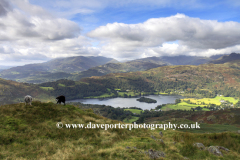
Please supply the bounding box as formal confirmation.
[147,43,240,57]
[0,0,81,41]
[0,35,101,66]
[88,14,240,59]
[0,0,100,66]
[0,0,12,16]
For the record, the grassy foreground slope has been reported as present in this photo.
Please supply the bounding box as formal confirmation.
[0,102,240,159]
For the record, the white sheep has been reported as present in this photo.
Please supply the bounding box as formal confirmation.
[24,95,32,105]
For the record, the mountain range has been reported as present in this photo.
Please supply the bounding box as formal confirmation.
[0,56,117,83]
[208,53,240,64]
[0,53,234,83]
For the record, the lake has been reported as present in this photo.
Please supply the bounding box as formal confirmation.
[67,95,184,110]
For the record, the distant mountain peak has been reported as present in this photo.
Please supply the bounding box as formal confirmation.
[209,53,240,64]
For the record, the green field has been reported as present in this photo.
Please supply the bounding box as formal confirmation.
[214,96,239,104]
[201,108,210,111]
[183,96,239,106]
[123,116,139,123]
[10,71,20,74]
[124,109,143,114]
[58,83,66,87]
[40,87,54,91]
[161,96,239,111]
[85,93,115,98]
[154,92,169,95]
[118,91,138,97]
[161,102,210,111]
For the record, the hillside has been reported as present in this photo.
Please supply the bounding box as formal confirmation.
[0,78,54,105]
[129,57,169,65]
[209,53,240,64]
[160,55,211,65]
[72,58,167,81]
[158,54,226,65]
[17,72,73,84]
[0,101,239,159]
[38,59,240,101]
[0,56,117,82]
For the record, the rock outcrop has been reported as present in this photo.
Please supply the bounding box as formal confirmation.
[193,143,230,157]
[207,146,223,156]
[159,131,163,137]
[193,143,205,150]
[145,149,165,159]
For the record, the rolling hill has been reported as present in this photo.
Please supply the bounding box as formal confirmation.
[84,58,240,96]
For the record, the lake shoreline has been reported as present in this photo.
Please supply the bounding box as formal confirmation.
[82,93,183,100]
[66,94,184,110]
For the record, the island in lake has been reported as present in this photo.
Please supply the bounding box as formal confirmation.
[136,97,157,103]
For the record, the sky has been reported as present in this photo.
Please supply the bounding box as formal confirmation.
[1,0,240,66]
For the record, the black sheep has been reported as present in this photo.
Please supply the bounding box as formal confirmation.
[56,95,65,105]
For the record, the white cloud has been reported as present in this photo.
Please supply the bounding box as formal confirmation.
[0,0,80,41]
[0,0,99,66]
[147,43,240,57]
[88,14,240,59]
[0,35,101,66]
